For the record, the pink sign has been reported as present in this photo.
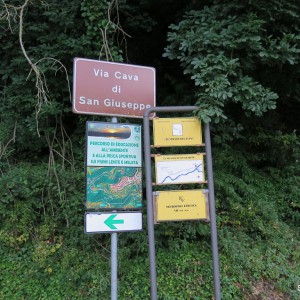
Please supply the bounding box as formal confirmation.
[73,58,156,118]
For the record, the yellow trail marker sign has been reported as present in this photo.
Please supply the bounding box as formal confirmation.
[153,189,209,222]
[153,117,202,147]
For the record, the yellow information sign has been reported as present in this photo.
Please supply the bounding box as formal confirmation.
[154,154,205,185]
[153,190,209,222]
[153,117,202,147]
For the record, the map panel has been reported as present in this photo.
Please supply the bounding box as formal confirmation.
[86,166,142,209]
[155,154,205,185]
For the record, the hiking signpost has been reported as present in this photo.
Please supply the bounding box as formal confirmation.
[73,58,221,300]
[143,107,221,300]
[73,58,156,300]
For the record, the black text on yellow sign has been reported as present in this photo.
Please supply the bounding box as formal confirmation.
[153,189,209,222]
[153,117,202,147]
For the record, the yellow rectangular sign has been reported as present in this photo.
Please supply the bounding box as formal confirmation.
[154,154,205,185]
[153,117,202,147]
[153,190,209,222]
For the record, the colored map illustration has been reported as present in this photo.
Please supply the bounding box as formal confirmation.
[155,160,204,185]
[86,167,142,209]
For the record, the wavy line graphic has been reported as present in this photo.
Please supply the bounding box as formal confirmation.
[161,163,203,184]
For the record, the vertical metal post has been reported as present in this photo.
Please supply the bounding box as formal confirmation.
[111,117,118,300]
[111,232,118,300]
[143,112,158,300]
[204,123,221,300]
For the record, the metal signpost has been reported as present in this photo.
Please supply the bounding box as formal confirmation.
[73,58,156,300]
[84,118,143,300]
[74,58,221,299]
[143,106,221,300]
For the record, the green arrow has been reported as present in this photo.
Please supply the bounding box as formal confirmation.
[104,214,124,230]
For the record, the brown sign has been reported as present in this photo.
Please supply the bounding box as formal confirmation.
[73,58,156,118]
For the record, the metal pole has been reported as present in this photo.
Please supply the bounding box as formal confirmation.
[143,111,158,300]
[204,123,221,300]
[111,232,118,300]
[111,116,118,300]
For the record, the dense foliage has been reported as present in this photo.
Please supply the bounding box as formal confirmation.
[163,0,300,127]
[0,0,299,299]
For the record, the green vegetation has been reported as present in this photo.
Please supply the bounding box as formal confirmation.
[1,0,299,299]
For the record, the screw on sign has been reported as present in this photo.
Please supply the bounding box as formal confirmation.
[73,58,156,118]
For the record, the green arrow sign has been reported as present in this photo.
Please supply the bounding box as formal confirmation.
[104,214,124,230]
[85,212,142,233]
